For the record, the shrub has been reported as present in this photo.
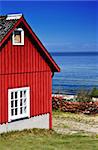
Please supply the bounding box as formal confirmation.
[76,89,92,102]
[90,87,98,98]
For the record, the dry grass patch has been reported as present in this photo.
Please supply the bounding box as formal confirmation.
[53,110,98,135]
[53,110,98,124]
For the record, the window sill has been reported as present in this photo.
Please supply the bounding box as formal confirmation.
[9,116,30,123]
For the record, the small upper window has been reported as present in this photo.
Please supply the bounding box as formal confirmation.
[12,28,24,45]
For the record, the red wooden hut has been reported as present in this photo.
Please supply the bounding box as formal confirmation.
[0,14,60,133]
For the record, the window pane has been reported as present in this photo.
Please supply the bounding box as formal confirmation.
[11,101,14,108]
[11,92,13,99]
[20,99,23,106]
[14,31,21,43]
[24,90,26,97]
[15,108,18,115]
[24,106,27,114]
[20,91,22,98]
[15,92,18,99]
[20,107,23,114]
[15,100,18,107]
[24,98,26,105]
[11,109,14,116]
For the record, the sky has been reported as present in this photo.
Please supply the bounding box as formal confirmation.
[0,1,97,52]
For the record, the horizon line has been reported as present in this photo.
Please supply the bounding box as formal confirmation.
[50,51,98,53]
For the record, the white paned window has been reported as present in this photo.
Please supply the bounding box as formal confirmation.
[8,87,30,122]
[12,28,24,45]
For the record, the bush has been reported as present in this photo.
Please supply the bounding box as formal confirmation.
[76,89,92,102]
[90,87,98,98]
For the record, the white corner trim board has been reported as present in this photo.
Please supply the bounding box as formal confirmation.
[0,113,49,133]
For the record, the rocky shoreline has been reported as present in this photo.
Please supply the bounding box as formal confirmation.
[52,94,98,115]
[52,94,98,101]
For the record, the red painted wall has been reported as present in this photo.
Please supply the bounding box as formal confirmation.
[0,30,52,128]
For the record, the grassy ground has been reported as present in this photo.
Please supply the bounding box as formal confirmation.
[0,111,98,150]
[0,129,98,150]
[53,110,98,135]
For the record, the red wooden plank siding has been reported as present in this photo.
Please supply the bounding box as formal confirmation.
[0,73,52,124]
[0,31,52,124]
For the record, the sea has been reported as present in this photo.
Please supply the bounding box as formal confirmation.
[51,52,98,95]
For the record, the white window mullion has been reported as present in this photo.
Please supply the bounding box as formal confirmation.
[17,91,20,118]
[8,90,11,122]
[27,88,30,118]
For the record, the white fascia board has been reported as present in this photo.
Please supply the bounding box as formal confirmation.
[6,14,22,20]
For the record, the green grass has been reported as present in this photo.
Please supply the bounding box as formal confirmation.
[0,129,98,150]
[63,124,69,128]
[0,111,98,150]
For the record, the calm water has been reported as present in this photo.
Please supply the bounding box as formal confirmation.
[51,52,98,94]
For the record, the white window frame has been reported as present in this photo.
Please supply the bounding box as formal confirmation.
[8,87,30,122]
[12,28,24,45]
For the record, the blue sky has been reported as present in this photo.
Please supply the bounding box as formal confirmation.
[0,1,97,52]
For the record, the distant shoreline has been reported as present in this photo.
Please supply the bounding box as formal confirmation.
[50,51,98,56]
[52,87,97,95]
[52,89,78,95]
